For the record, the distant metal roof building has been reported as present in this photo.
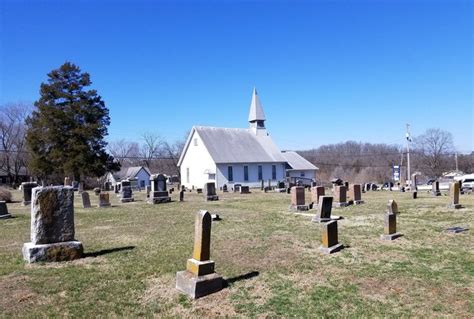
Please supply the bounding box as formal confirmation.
[281,151,318,171]
[248,88,266,122]
[186,126,287,164]
[113,166,151,181]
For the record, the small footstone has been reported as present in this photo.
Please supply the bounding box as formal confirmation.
[445,226,469,234]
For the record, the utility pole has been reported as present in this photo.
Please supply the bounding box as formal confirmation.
[405,124,412,186]
[455,152,459,172]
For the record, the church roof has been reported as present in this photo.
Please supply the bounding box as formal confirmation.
[248,88,266,122]
[281,151,318,171]
[178,126,287,165]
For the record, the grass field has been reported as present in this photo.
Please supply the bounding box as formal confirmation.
[1,188,473,318]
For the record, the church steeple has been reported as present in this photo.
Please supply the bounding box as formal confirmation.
[248,88,266,134]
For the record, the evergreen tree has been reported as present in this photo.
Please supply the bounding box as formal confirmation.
[26,62,119,182]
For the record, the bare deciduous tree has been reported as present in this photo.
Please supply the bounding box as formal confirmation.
[413,128,454,178]
[0,103,31,186]
[107,139,140,166]
[140,132,164,168]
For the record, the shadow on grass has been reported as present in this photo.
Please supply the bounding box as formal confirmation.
[223,271,259,288]
[83,245,135,258]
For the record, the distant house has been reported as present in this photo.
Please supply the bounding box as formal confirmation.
[178,88,318,189]
[0,167,30,186]
[103,166,151,189]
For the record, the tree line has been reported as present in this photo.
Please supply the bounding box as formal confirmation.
[1,62,472,187]
[298,130,473,184]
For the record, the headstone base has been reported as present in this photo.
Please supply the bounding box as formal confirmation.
[22,241,83,263]
[354,200,364,205]
[22,201,31,206]
[312,217,331,223]
[98,203,111,207]
[380,232,403,241]
[447,204,462,209]
[176,270,223,299]
[0,213,12,219]
[432,191,441,196]
[120,198,135,203]
[319,243,344,254]
[333,202,350,208]
[205,195,219,201]
[148,197,171,204]
[288,204,310,212]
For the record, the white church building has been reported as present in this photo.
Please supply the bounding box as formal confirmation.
[177,89,318,189]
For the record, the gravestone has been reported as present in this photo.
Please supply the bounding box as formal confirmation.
[274,181,286,193]
[448,182,461,209]
[319,220,343,254]
[387,199,398,214]
[222,184,228,192]
[114,184,120,194]
[0,201,11,219]
[260,180,264,191]
[196,188,203,194]
[431,181,441,196]
[146,185,151,198]
[22,186,83,263]
[176,210,223,299]
[81,192,91,208]
[179,190,184,202]
[312,196,333,223]
[64,177,71,186]
[349,184,364,205]
[77,182,84,194]
[21,182,38,206]
[204,182,219,201]
[411,174,418,191]
[333,185,349,207]
[120,180,134,203]
[240,186,250,194]
[268,179,272,189]
[234,184,241,193]
[381,199,402,240]
[148,174,171,204]
[289,186,309,211]
[365,183,371,192]
[98,193,111,207]
[412,191,417,199]
[93,187,101,195]
[311,186,325,205]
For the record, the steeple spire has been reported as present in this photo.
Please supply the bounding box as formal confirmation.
[248,87,266,122]
[248,87,267,135]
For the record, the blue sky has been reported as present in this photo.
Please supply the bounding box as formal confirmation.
[1,0,472,152]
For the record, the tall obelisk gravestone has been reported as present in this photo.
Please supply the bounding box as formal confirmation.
[176,210,223,299]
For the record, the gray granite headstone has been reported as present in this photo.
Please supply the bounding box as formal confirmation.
[0,201,11,219]
[22,186,83,263]
[81,191,91,208]
[21,182,38,205]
